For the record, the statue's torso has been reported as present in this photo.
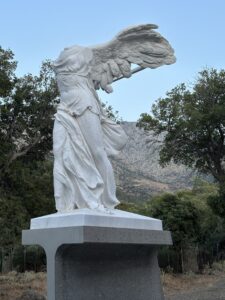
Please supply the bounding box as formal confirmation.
[57,74,102,117]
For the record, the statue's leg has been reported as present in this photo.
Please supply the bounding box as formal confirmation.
[76,110,119,208]
[53,119,74,212]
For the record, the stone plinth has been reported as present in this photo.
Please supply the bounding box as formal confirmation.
[22,210,172,300]
[30,208,163,230]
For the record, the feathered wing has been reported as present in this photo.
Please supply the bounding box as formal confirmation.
[90,24,176,92]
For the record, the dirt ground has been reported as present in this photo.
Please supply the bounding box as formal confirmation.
[163,271,225,300]
[0,272,46,300]
[0,269,225,300]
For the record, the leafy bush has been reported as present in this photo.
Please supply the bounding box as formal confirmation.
[121,181,225,272]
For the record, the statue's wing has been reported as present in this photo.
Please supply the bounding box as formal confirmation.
[90,24,176,92]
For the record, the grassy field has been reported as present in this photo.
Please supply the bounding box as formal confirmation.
[0,264,225,300]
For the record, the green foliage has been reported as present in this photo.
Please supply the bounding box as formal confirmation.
[0,245,46,273]
[177,184,224,251]
[0,60,59,174]
[7,160,55,217]
[117,201,141,214]
[137,69,225,186]
[101,102,121,123]
[0,195,28,248]
[0,47,57,248]
[144,192,201,248]
[23,245,46,272]
[0,160,55,248]
[135,181,225,272]
[207,193,225,218]
[206,180,225,217]
[0,46,17,97]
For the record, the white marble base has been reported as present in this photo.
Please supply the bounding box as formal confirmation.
[30,208,162,231]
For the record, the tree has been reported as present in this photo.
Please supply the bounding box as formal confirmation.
[0,47,58,248]
[148,193,201,248]
[141,192,202,272]
[139,183,225,272]
[137,69,225,190]
[0,46,17,97]
[0,60,59,177]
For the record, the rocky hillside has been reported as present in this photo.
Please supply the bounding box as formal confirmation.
[111,122,197,202]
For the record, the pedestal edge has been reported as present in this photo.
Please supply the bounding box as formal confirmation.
[22,226,172,248]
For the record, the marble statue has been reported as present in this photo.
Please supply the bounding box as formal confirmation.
[53,24,176,213]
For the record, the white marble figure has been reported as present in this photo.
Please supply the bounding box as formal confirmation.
[53,24,175,213]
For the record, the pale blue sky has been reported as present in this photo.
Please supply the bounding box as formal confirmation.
[1,0,225,121]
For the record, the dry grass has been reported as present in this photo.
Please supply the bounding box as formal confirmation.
[0,262,225,299]
[162,261,225,296]
[0,271,46,300]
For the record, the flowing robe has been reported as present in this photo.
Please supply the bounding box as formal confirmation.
[53,46,128,212]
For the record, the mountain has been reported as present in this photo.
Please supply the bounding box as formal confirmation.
[111,122,197,202]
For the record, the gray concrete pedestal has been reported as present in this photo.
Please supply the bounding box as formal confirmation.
[22,211,172,300]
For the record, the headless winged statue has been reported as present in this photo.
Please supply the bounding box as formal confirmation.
[53,24,176,213]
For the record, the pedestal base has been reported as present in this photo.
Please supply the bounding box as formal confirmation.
[22,211,172,300]
[56,244,163,300]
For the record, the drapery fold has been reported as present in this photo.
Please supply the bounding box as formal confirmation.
[53,109,128,212]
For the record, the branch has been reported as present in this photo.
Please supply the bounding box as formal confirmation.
[205,158,221,182]
[8,135,41,165]
[217,124,225,153]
